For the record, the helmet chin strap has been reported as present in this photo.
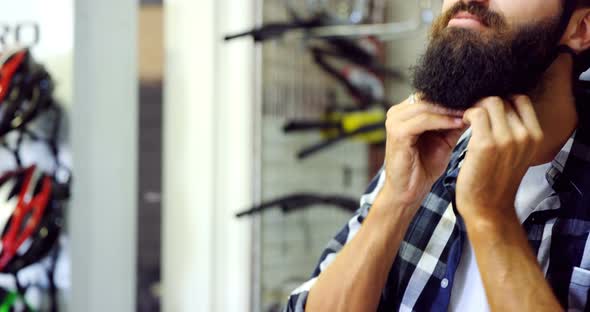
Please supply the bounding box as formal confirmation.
[555,44,588,78]
[557,44,578,59]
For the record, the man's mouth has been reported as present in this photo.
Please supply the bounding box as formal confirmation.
[448,11,487,30]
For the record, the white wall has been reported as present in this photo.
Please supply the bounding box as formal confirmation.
[213,0,256,310]
[162,0,255,311]
[71,0,138,311]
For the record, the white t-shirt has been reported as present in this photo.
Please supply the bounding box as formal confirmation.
[448,161,555,311]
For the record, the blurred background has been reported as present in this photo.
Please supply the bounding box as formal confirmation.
[0,0,443,311]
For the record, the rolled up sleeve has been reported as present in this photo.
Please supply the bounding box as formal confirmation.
[284,168,385,312]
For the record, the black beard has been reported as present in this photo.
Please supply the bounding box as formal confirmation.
[411,13,562,110]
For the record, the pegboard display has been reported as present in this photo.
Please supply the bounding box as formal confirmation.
[262,41,336,120]
[256,1,396,311]
[259,117,367,311]
[260,0,391,120]
[260,9,337,120]
[255,1,436,310]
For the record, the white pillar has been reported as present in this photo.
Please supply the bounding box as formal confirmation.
[162,0,255,311]
[71,0,138,311]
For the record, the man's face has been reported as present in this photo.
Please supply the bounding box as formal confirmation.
[411,0,565,110]
[441,0,560,30]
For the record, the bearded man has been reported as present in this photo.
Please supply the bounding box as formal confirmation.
[285,0,590,311]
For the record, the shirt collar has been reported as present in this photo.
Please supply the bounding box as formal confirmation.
[546,133,574,192]
[444,129,576,194]
[444,93,590,213]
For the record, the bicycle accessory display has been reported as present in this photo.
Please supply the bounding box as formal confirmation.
[0,166,53,272]
[0,48,69,312]
[0,48,54,138]
[284,0,372,24]
[236,193,359,218]
[284,107,385,159]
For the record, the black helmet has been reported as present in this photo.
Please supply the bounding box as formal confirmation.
[0,48,54,138]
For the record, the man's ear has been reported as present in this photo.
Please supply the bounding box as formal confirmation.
[561,9,590,53]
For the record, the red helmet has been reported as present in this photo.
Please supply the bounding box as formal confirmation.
[0,48,54,137]
[0,165,63,273]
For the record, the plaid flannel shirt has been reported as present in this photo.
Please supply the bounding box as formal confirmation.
[285,96,590,312]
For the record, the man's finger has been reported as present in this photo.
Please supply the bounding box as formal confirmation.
[505,103,528,141]
[391,102,464,123]
[480,97,511,142]
[512,95,543,141]
[464,107,492,145]
[397,112,465,139]
[389,93,464,122]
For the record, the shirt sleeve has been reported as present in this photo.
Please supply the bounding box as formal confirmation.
[284,167,386,312]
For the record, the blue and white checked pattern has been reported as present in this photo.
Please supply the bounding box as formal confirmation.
[284,96,590,312]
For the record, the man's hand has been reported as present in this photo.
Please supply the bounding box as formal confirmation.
[456,96,544,223]
[306,94,466,312]
[454,96,563,312]
[384,94,466,209]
